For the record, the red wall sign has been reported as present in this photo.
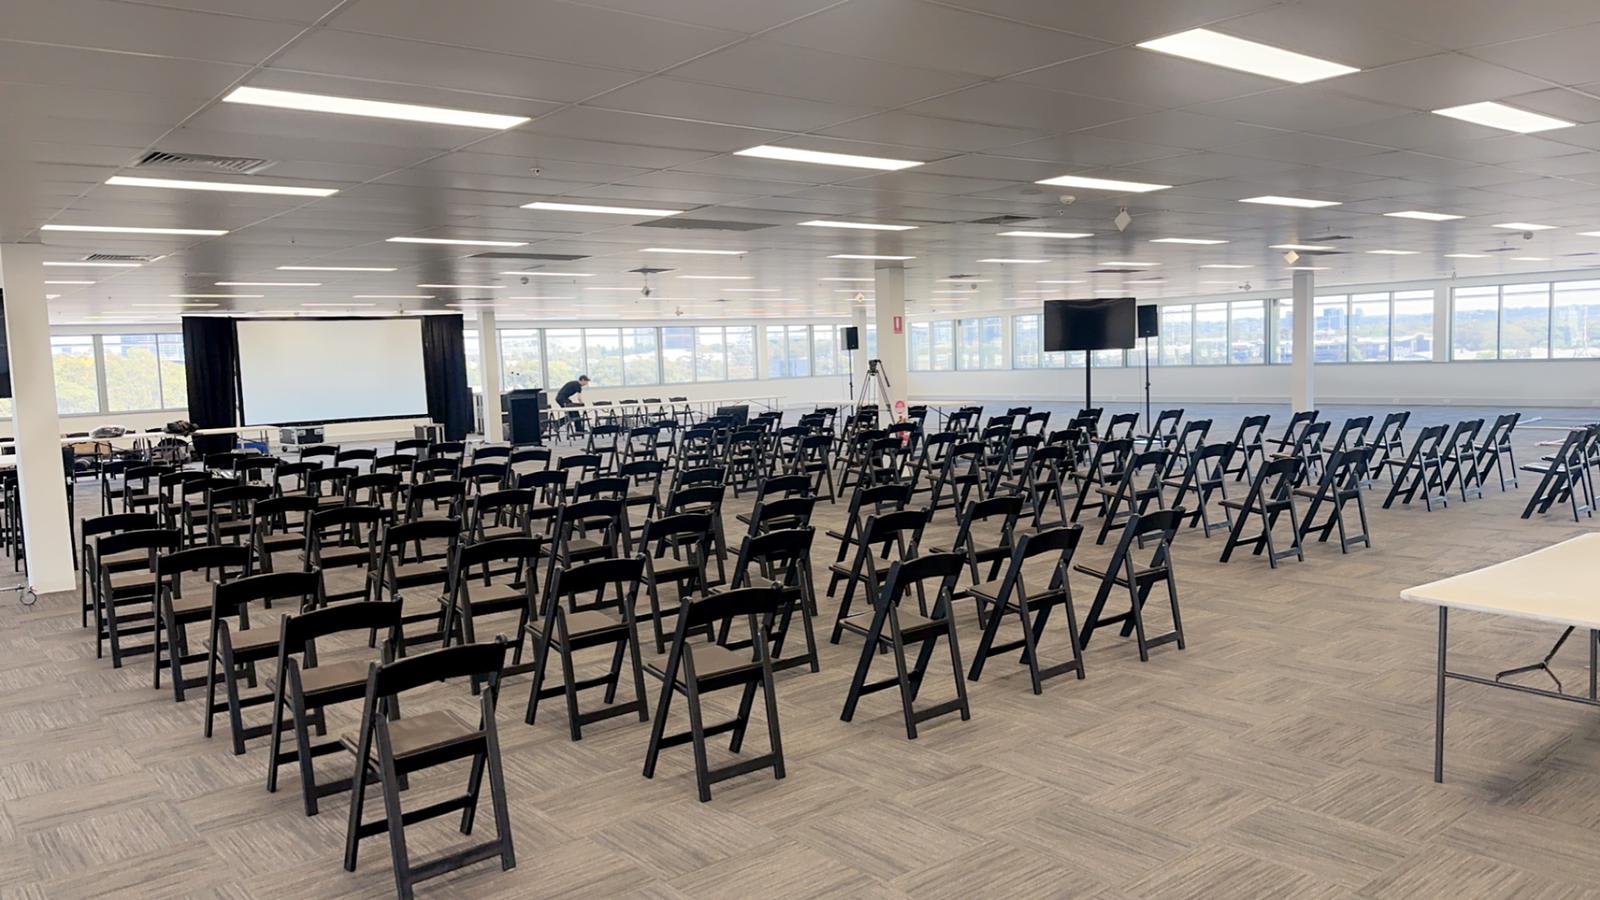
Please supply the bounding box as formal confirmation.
[892,315,904,334]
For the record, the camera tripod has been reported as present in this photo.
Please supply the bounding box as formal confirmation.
[854,358,894,416]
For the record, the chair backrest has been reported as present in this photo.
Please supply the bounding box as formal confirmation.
[473,445,511,462]
[280,591,399,653]
[96,527,182,559]
[215,569,323,620]
[1234,414,1271,446]
[573,475,629,501]
[665,484,725,514]
[347,472,402,508]
[861,507,930,547]
[548,555,646,613]
[298,445,339,462]
[157,543,252,583]
[677,585,785,633]
[1153,408,1183,434]
[83,512,160,540]
[335,448,377,467]
[1105,412,1139,439]
[454,534,540,570]
[881,551,964,610]
[384,517,461,549]
[509,446,552,468]
[369,640,506,699]
[748,496,816,532]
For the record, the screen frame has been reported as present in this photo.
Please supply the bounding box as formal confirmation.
[1042,297,1138,352]
[229,315,434,428]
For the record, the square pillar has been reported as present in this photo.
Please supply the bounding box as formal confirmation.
[872,265,909,417]
[1,243,75,594]
[1290,269,1315,410]
[476,311,503,442]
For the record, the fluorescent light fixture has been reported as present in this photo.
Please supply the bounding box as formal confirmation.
[44,294,61,300]
[1270,243,1335,251]
[135,302,218,308]
[1150,238,1228,245]
[998,230,1093,239]
[1366,250,1420,255]
[388,236,527,248]
[354,294,435,299]
[41,224,228,236]
[216,281,323,286]
[106,175,337,197]
[1493,222,1556,231]
[223,86,528,130]
[931,289,977,294]
[1241,196,1341,208]
[937,278,992,283]
[1579,232,1600,238]
[642,248,745,256]
[44,280,94,285]
[584,287,643,292]
[1137,28,1359,83]
[1100,261,1158,267]
[170,293,262,299]
[522,200,682,216]
[835,289,873,293]
[798,219,917,231]
[723,288,781,292]
[829,254,914,260]
[1201,280,1243,285]
[504,295,577,300]
[1126,278,1166,284]
[302,302,376,307]
[1287,266,1328,271]
[733,144,922,171]
[678,275,752,281]
[1200,264,1252,269]
[43,260,141,268]
[279,265,397,272]
[1443,253,1489,259]
[500,271,593,277]
[1037,279,1086,284]
[1433,101,1574,134]
[819,277,875,282]
[1385,210,1464,222]
[979,258,1048,264]
[1034,174,1171,193]
[418,284,503,289]
[1512,256,1551,261]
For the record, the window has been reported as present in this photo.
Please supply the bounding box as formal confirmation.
[1012,314,1041,368]
[623,327,659,386]
[1349,293,1390,362]
[866,324,878,358]
[158,334,187,410]
[1229,300,1265,365]
[909,322,932,371]
[1274,300,1293,364]
[694,326,726,381]
[1500,282,1550,359]
[499,329,544,389]
[1553,281,1600,358]
[1193,303,1228,365]
[544,329,584,385]
[726,326,756,380]
[102,334,162,411]
[662,326,695,383]
[764,325,810,378]
[811,325,837,376]
[1452,286,1499,360]
[1160,305,1192,366]
[1391,291,1434,361]
[1091,348,1123,368]
[51,336,99,415]
[463,329,481,391]
[980,316,1003,369]
[930,321,955,371]
[1314,296,1348,363]
[582,329,622,386]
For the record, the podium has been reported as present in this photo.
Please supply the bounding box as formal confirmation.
[505,389,547,446]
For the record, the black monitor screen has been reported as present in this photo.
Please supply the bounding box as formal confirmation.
[1043,297,1137,352]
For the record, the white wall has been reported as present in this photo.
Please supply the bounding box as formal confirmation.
[580,375,851,409]
[911,360,1600,408]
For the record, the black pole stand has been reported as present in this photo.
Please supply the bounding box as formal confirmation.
[1084,353,1093,412]
[1143,335,1153,428]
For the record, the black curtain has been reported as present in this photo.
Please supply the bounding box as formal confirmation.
[420,315,472,440]
[180,316,238,454]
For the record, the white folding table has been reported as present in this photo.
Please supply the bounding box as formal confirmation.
[1402,533,1600,782]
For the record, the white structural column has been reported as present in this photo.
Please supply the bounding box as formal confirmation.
[0,243,75,593]
[1432,284,1450,362]
[477,310,503,442]
[1290,269,1315,410]
[872,264,909,417]
[848,303,869,400]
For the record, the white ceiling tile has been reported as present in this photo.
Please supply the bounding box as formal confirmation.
[763,0,1112,78]
[562,0,841,32]
[1135,152,1304,180]
[329,0,742,71]
[1196,88,1411,133]
[588,78,874,132]
[929,0,1283,44]
[816,111,1049,153]
[521,107,780,152]
[1327,54,1551,111]
[1214,131,1387,166]
[1322,112,1504,151]
[904,82,1150,133]
[1420,135,1590,166]
[667,40,982,107]
[1217,5,1443,69]
[1011,47,1275,109]
[1073,111,1277,151]
[0,0,310,63]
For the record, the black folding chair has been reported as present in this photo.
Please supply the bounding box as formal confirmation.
[1074,508,1185,662]
[1219,457,1305,568]
[968,525,1085,694]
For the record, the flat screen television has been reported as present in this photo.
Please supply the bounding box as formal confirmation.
[1043,297,1137,352]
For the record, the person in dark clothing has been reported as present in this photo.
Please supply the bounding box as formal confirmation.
[556,375,589,435]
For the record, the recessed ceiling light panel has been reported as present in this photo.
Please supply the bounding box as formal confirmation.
[733,145,922,171]
[1241,196,1341,208]
[1034,174,1171,193]
[1137,28,1359,83]
[1433,101,1574,134]
[106,175,337,197]
[223,86,528,130]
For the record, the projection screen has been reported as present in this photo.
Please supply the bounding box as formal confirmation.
[235,318,430,426]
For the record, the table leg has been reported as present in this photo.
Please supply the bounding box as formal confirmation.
[1434,605,1448,783]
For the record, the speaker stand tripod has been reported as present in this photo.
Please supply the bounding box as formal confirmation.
[855,357,894,418]
[1142,335,1153,428]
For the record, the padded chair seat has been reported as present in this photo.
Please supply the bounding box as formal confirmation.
[107,570,157,592]
[343,709,479,761]
[318,547,370,568]
[97,548,150,568]
[650,560,699,583]
[207,624,282,655]
[827,563,890,582]
[531,609,623,640]
[476,525,526,541]
[646,644,757,686]
[292,659,372,698]
[169,593,213,617]
[258,534,304,553]
[838,609,940,636]
[967,577,1007,604]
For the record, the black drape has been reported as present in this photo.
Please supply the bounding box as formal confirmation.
[420,315,472,440]
[180,316,238,454]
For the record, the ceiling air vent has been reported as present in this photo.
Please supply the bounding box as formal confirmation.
[1294,249,1346,257]
[1305,234,1353,242]
[85,253,156,262]
[967,214,1039,226]
[135,150,276,176]
[636,217,773,232]
[628,266,674,275]
[468,252,588,261]
[1089,267,1148,275]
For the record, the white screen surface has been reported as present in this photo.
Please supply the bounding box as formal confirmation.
[235,318,430,425]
